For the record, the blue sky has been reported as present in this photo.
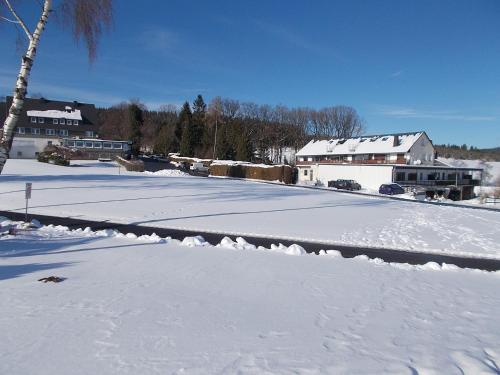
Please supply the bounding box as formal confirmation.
[1,0,499,147]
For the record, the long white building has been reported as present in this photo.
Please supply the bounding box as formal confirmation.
[295,131,482,200]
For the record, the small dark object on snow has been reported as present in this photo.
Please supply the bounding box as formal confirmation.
[38,276,65,283]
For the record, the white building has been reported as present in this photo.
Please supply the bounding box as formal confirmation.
[295,131,482,200]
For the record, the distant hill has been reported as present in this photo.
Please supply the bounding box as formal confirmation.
[435,144,500,161]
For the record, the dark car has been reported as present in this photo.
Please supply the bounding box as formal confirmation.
[328,179,361,191]
[379,183,405,195]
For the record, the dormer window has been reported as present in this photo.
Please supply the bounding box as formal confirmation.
[60,119,65,125]
[31,117,37,123]
[67,119,72,125]
[38,117,44,123]
[73,120,78,126]
[53,119,59,124]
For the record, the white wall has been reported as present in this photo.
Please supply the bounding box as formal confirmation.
[297,164,394,190]
[408,133,435,165]
[10,137,59,159]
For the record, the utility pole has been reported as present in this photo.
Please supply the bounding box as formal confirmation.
[213,114,218,160]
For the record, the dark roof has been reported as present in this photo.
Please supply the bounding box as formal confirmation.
[2,96,98,129]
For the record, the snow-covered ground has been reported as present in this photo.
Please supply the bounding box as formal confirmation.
[1,219,499,375]
[1,159,500,259]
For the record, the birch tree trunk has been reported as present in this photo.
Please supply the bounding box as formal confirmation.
[0,0,52,174]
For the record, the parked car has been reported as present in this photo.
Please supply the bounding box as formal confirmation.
[379,183,405,195]
[328,179,361,191]
[190,162,209,173]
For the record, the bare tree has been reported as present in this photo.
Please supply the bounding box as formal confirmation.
[0,0,112,173]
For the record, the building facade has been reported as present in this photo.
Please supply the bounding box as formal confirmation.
[295,132,482,200]
[2,97,99,158]
[0,97,130,159]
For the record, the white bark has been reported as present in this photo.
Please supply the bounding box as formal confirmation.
[0,0,52,174]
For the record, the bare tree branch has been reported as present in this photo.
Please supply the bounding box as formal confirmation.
[60,0,113,62]
[3,0,32,40]
[1,14,19,23]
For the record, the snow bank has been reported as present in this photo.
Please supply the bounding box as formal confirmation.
[144,169,190,177]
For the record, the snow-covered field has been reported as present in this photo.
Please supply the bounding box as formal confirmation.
[1,219,499,375]
[1,159,500,259]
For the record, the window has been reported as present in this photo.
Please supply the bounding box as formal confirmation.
[38,117,45,123]
[31,117,37,123]
[408,173,417,181]
[103,142,112,149]
[85,141,93,148]
[60,119,66,125]
[31,128,41,135]
[16,127,25,134]
[53,119,59,125]
[17,151,22,157]
[395,172,405,181]
[68,120,73,125]
[85,131,94,138]
[47,141,52,146]
[113,142,123,149]
[304,169,308,176]
[75,141,84,148]
[93,142,102,148]
[66,140,75,147]
[73,120,79,126]
[45,129,56,135]
[59,129,68,136]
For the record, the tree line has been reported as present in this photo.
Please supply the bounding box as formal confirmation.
[435,144,500,162]
[97,95,365,163]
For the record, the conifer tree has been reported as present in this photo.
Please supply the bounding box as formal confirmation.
[216,124,235,160]
[128,103,143,157]
[179,101,194,156]
[235,131,253,161]
[191,95,206,156]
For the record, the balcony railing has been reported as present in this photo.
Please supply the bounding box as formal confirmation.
[396,179,481,187]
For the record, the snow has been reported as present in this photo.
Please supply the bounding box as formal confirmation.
[27,109,83,120]
[144,169,190,177]
[1,220,500,374]
[1,159,500,259]
[296,132,423,156]
[211,160,286,168]
[439,158,500,185]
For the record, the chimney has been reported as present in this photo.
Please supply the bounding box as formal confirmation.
[393,135,400,147]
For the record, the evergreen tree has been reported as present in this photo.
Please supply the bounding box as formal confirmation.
[128,103,143,157]
[191,95,207,156]
[235,130,253,161]
[216,124,235,160]
[179,102,194,156]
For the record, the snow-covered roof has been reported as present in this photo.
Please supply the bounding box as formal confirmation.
[296,132,425,156]
[27,109,82,120]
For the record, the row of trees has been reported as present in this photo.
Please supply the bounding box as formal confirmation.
[98,95,365,163]
[435,144,500,162]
